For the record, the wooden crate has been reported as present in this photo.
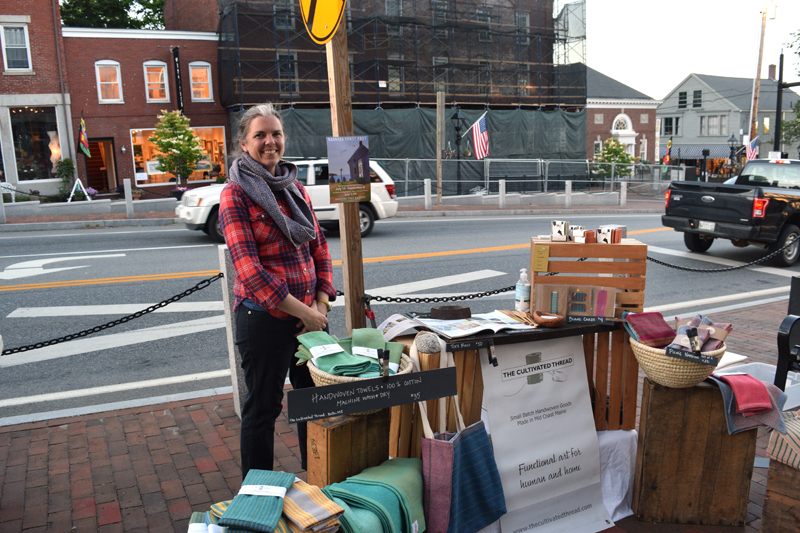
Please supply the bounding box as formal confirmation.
[306,408,391,487]
[632,379,757,526]
[530,238,647,430]
[762,459,800,532]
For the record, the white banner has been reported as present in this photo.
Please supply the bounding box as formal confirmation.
[479,336,613,533]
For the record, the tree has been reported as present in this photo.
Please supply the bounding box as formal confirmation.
[60,0,164,29]
[593,138,638,178]
[148,111,203,185]
[781,100,800,146]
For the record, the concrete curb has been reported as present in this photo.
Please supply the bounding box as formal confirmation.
[0,217,181,232]
[395,208,665,218]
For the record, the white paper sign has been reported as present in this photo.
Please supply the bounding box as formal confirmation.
[480,336,613,533]
[238,485,287,498]
[310,343,345,364]
[352,346,379,359]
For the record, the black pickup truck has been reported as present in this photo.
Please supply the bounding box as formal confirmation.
[662,159,800,266]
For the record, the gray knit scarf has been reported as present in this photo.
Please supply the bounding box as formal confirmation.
[229,153,316,248]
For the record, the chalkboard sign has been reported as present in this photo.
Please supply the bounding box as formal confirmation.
[446,338,493,352]
[287,367,457,423]
[665,346,718,366]
[566,316,617,326]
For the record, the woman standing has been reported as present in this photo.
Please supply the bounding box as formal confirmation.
[219,104,336,477]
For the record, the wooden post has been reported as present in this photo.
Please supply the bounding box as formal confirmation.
[436,92,444,206]
[326,21,365,333]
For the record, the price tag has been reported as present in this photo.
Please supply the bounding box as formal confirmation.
[352,346,379,359]
[532,244,550,272]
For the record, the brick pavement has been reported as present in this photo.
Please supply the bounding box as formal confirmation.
[0,301,791,533]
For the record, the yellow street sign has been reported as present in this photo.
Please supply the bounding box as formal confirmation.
[298,0,347,45]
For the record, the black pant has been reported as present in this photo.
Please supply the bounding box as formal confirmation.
[235,307,315,478]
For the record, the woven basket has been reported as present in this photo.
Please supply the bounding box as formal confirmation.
[307,354,414,415]
[629,338,726,389]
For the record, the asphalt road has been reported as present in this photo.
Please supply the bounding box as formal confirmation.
[1,214,797,421]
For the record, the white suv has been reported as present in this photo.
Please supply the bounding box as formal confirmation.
[175,159,399,242]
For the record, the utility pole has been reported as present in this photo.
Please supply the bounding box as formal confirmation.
[749,1,775,142]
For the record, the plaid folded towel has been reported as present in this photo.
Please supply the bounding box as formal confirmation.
[346,458,425,533]
[625,312,674,348]
[707,376,786,434]
[283,479,343,532]
[218,470,296,532]
[189,512,209,533]
[718,374,773,416]
[768,410,800,470]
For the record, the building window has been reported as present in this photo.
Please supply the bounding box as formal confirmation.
[662,117,680,136]
[277,53,299,94]
[699,116,706,136]
[594,141,602,155]
[273,3,296,29]
[613,116,629,131]
[10,107,61,181]
[433,56,448,92]
[143,61,169,103]
[1,23,32,71]
[517,65,529,97]
[131,126,226,185]
[432,1,448,38]
[693,90,702,108]
[189,62,213,102]
[720,115,727,136]
[640,113,649,124]
[386,0,401,16]
[708,116,719,136]
[95,60,124,103]
[764,117,770,135]
[594,113,603,124]
[515,11,530,45]
[476,7,491,43]
[678,91,686,109]
[388,53,403,94]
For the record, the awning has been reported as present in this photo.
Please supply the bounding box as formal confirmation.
[658,145,731,159]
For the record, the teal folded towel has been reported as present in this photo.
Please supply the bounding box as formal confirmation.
[323,492,385,533]
[323,483,397,533]
[346,458,425,533]
[218,470,295,532]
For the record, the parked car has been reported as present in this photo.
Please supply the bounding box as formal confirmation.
[662,158,800,266]
[175,159,399,242]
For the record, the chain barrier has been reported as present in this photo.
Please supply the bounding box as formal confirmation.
[364,286,515,305]
[646,236,798,273]
[1,273,224,356]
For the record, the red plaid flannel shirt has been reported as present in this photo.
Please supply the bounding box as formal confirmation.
[219,181,336,319]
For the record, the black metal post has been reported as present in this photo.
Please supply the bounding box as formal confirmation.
[774,52,784,153]
[455,130,462,195]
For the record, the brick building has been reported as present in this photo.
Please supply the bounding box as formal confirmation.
[62,27,229,194]
[586,66,659,163]
[0,0,73,190]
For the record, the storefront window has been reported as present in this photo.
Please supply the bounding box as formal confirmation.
[11,106,61,181]
[130,126,226,185]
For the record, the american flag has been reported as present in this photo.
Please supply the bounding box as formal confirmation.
[746,137,759,161]
[469,113,489,160]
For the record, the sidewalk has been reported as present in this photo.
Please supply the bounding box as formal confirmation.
[0,297,790,532]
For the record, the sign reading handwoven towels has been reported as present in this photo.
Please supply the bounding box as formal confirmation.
[479,337,613,533]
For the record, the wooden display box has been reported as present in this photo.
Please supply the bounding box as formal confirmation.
[762,458,800,532]
[306,408,391,487]
[633,379,757,526]
[530,238,647,431]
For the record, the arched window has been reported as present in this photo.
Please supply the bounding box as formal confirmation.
[612,114,632,132]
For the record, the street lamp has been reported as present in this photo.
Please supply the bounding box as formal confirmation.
[728,135,738,168]
[451,107,467,195]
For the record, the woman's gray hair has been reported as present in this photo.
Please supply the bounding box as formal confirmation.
[232,103,285,158]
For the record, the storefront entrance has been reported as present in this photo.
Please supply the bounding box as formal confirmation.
[84,139,118,192]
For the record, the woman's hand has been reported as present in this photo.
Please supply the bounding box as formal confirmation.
[296,304,328,335]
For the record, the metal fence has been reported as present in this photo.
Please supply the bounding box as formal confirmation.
[373,159,685,199]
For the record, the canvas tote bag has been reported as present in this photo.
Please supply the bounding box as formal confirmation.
[410,338,507,533]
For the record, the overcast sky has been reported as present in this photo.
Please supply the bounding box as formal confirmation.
[585,0,800,101]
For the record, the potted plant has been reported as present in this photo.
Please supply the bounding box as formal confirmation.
[462,140,473,158]
[443,142,456,160]
[27,189,40,201]
[131,188,145,200]
[215,174,227,184]
[171,186,189,200]
[85,187,98,200]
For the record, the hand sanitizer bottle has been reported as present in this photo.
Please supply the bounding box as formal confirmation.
[515,268,531,312]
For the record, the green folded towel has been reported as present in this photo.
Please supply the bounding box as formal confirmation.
[296,332,377,377]
[346,458,425,533]
[337,481,404,533]
[323,492,385,533]
[218,470,295,532]
[322,483,397,533]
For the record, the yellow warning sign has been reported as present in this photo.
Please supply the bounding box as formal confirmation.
[298,0,347,45]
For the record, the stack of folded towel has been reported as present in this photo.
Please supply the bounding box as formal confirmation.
[295,329,405,378]
[666,314,732,352]
[707,373,787,435]
[196,470,344,533]
[767,409,800,469]
[624,311,732,352]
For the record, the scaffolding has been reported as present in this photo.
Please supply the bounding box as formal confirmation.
[218,0,586,110]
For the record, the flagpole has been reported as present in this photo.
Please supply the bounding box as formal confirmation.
[462,111,487,138]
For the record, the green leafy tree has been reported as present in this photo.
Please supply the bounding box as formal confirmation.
[781,100,800,146]
[60,0,164,29]
[148,110,203,185]
[593,138,638,178]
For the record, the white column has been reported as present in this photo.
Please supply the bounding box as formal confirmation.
[424,178,432,210]
[499,179,506,209]
[565,180,572,208]
[124,178,134,219]
[620,181,627,207]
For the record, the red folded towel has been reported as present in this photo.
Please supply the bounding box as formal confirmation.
[717,374,772,416]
